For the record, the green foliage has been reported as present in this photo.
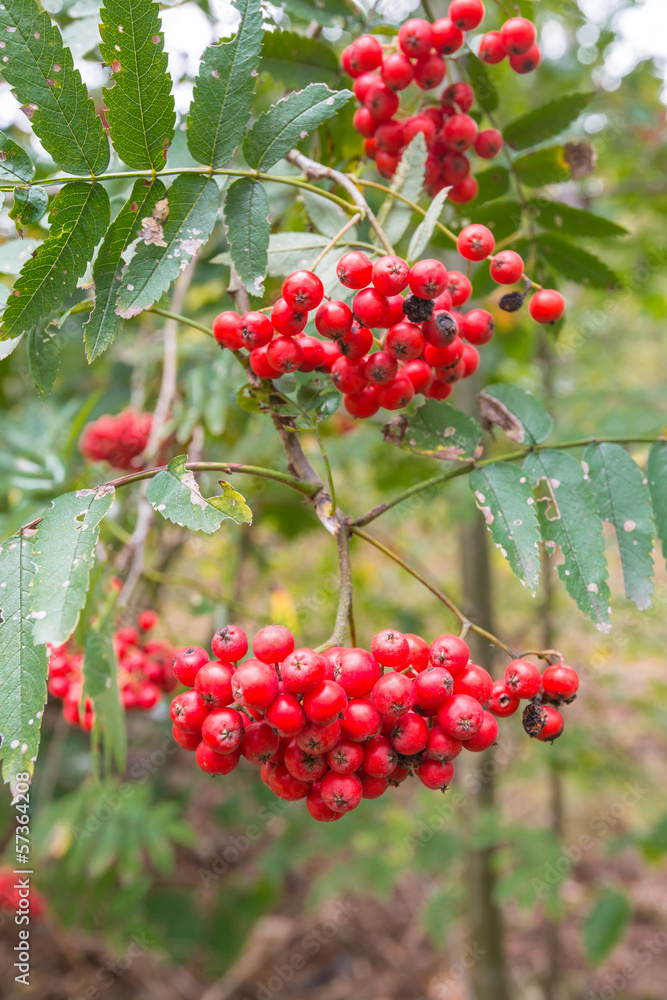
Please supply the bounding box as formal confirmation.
[82,623,127,773]
[26,321,60,399]
[524,450,612,630]
[538,233,620,289]
[187,0,263,168]
[407,188,448,264]
[1,182,110,340]
[0,534,48,789]
[99,0,175,171]
[115,174,219,319]
[514,146,568,187]
[473,165,510,206]
[29,485,116,645]
[146,455,252,533]
[582,889,632,965]
[529,200,628,239]
[0,129,35,182]
[470,462,541,594]
[9,184,48,230]
[0,0,109,175]
[584,443,654,610]
[224,178,270,295]
[503,93,594,151]
[385,400,483,462]
[377,133,426,246]
[647,441,667,565]
[479,384,554,445]
[465,53,498,113]
[242,83,352,171]
[261,29,339,87]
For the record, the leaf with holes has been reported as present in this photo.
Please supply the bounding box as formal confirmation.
[115,174,219,319]
[524,450,611,631]
[584,443,654,610]
[0,129,35,183]
[384,400,483,462]
[1,181,110,340]
[26,320,60,400]
[0,0,109,175]
[504,93,594,151]
[377,133,427,247]
[85,178,166,361]
[224,177,270,297]
[647,441,667,567]
[407,187,449,264]
[146,455,251,533]
[479,384,554,445]
[0,534,48,791]
[187,0,263,168]
[30,485,116,646]
[470,462,541,594]
[243,83,353,172]
[99,0,175,170]
[9,184,48,230]
[538,233,620,290]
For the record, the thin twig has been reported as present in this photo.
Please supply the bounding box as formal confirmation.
[316,526,353,650]
[309,212,362,271]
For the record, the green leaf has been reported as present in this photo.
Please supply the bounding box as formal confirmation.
[146,455,251,533]
[504,93,594,151]
[1,181,110,340]
[224,177,270,296]
[0,333,23,360]
[84,178,166,361]
[99,0,176,170]
[479,384,554,445]
[0,130,35,183]
[0,0,109,175]
[9,184,48,230]
[647,442,667,566]
[582,890,632,965]
[30,485,115,645]
[377,133,426,247]
[295,377,340,422]
[470,462,541,594]
[187,0,263,168]
[301,188,352,239]
[514,146,569,187]
[82,624,126,773]
[115,174,219,319]
[0,534,48,790]
[277,0,349,24]
[472,165,510,206]
[479,199,523,242]
[26,320,60,399]
[243,83,353,172]
[529,200,628,239]
[385,400,483,462]
[584,443,654,610]
[0,238,40,275]
[538,233,620,290]
[523,450,612,631]
[407,187,448,263]
[466,53,498,113]
[261,29,339,88]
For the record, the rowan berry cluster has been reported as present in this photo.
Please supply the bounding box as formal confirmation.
[341,4,540,193]
[47,611,177,731]
[214,248,565,418]
[78,409,153,471]
[169,623,579,822]
[0,867,46,920]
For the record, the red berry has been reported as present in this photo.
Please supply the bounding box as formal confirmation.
[271,297,307,336]
[442,82,475,113]
[402,633,431,673]
[173,646,209,687]
[457,224,495,261]
[315,299,354,340]
[363,350,398,386]
[444,113,478,152]
[212,626,247,663]
[403,114,436,146]
[353,106,377,138]
[196,742,240,775]
[449,176,479,205]
[344,386,380,418]
[320,770,363,813]
[364,136,378,159]
[265,693,306,737]
[490,250,524,285]
[398,18,433,58]
[280,648,325,694]
[414,666,454,714]
[534,705,565,743]
[336,251,372,291]
[371,671,415,718]
[391,711,429,754]
[447,270,473,306]
[409,259,448,299]
[241,721,280,764]
[317,340,341,373]
[363,735,398,777]
[341,46,359,78]
[365,80,400,122]
[432,17,464,54]
[402,359,434,395]
[429,634,470,676]
[267,763,310,800]
[284,739,328,782]
[297,334,325,372]
[350,33,383,72]
[441,151,471,185]
[371,629,409,668]
[331,356,366,394]
[253,624,295,664]
[354,288,390,328]
[381,52,414,91]
[505,658,542,699]
[306,784,343,822]
[327,738,365,775]
[303,680,348,725]
[282,269,324,311]
[450,0,485,30]
[425,376,453,401]
[454,663,493,704]
[194,661,235,708]
[423,337,463,368]
[377,376,415,411]
[542,664,579,702]
[296,719,341,754]
[461,342,480,377]
[386,321,424,360]
[478,30,506,64]
[417,758,455,790]
[232,658,279,710]
[529,289,565,324]
[172,724,201,751]
[202,706,244,754]
[334,648,381,697]
[423,309,458,348]
[438,693,484,739]
[461,309,495,345]
[372,255,410,296]
[414,52,447,90]
[385,293,407,327]
[488,680,520,717]
[463,710,499,751]
[267,335,303,373]
[213,311,244,349]
[376,150,400,179]
[426,724,462,762]
[375,120,406,155]
[475,128,503,159]
[500,17,536,56]
[360,771,390,799]
[249,344,280,380]
[353,70,381,104]
[509,44,541,74]
[240,311,273,349]
[339,698,382,742]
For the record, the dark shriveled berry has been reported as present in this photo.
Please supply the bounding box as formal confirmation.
[402,294,434,324]
[499,291,526,313]
[522,702,547,739]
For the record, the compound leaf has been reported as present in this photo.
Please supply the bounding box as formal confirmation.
[146,455,251,533]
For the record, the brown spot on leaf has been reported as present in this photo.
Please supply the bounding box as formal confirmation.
[382,414,408,447]
[130,201,138,211]
[478,391,524,443]
[20,104,38,120]
[110,59,121,73]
